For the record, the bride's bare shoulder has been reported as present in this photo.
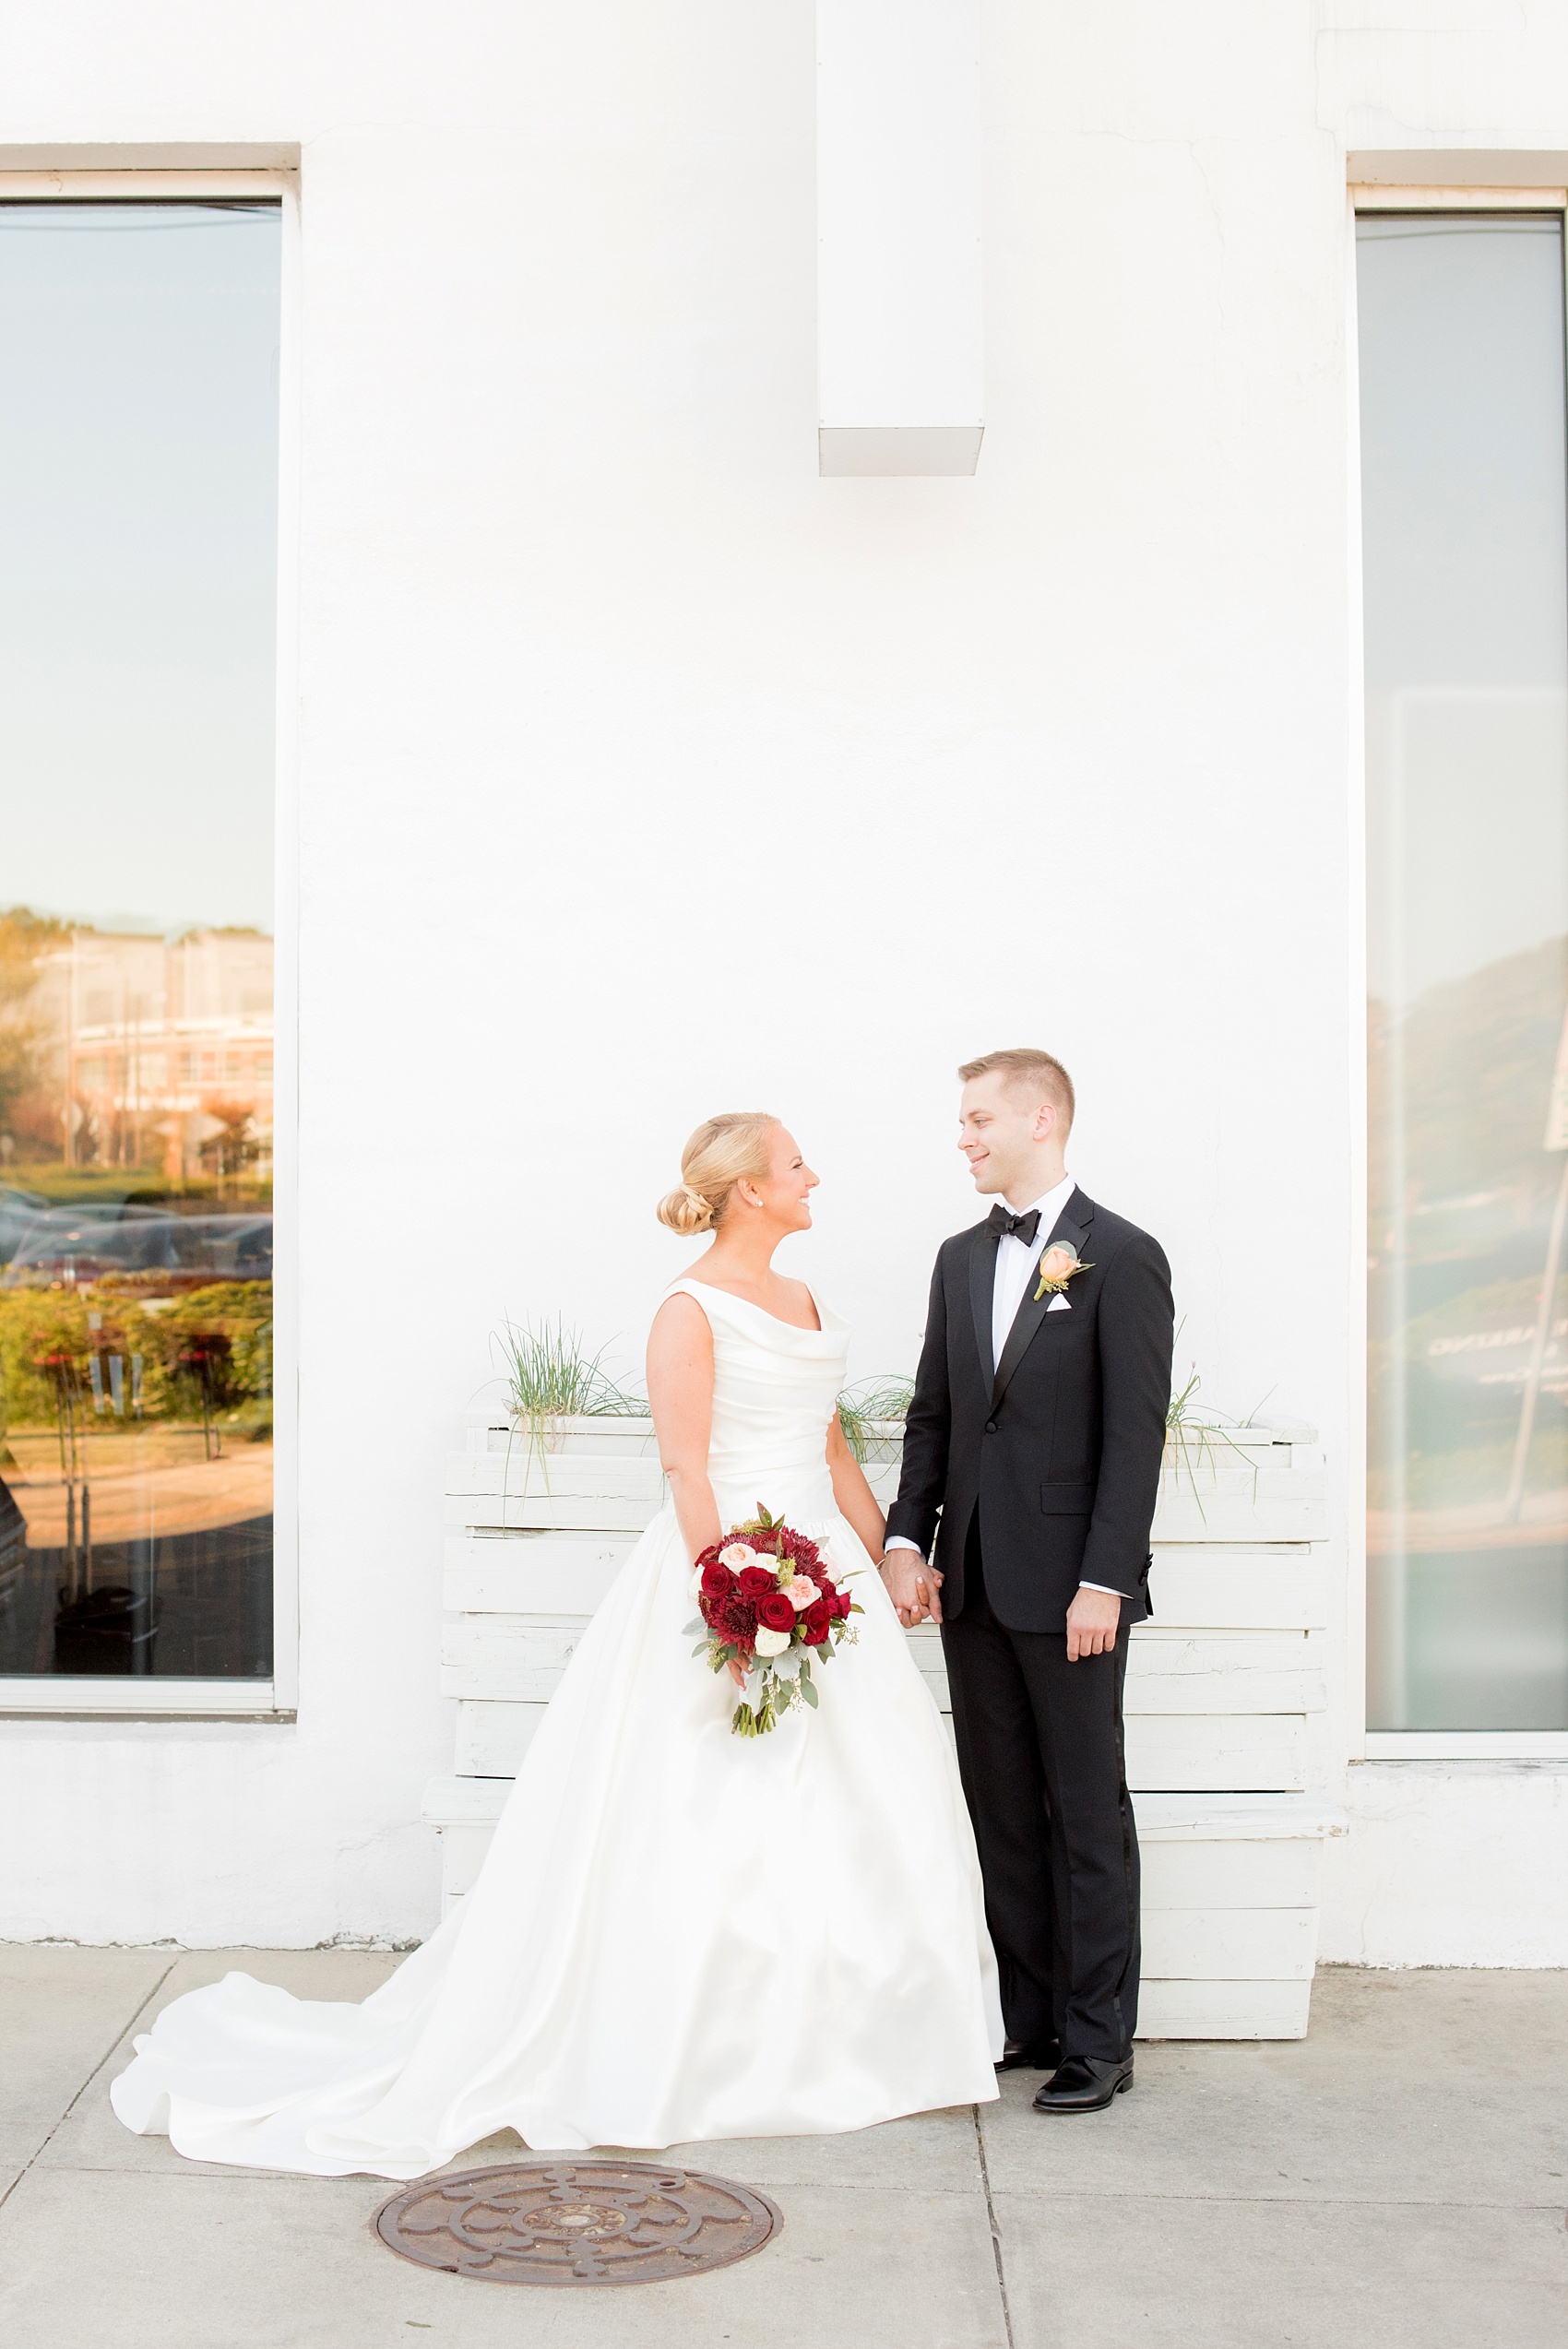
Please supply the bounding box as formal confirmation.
[648,1287,713,1348]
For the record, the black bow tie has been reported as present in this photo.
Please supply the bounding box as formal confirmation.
[987,1204,1041,1247]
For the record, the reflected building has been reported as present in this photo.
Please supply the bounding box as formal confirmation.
[21,928,273,1181]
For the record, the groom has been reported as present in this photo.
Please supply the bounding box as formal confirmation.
[883,1049,1173,2114]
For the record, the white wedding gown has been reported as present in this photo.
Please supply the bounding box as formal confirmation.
[111,1280,1002,2176]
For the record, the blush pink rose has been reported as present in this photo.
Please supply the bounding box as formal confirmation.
[784,1576,818,1611]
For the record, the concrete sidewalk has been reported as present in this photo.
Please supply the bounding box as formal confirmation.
[0,1952,1563,2348]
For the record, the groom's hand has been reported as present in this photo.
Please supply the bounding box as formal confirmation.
[1065,1586,1121,1661]
[881,1550,943,1627]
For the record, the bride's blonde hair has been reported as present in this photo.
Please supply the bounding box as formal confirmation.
[657,1112,780,1236]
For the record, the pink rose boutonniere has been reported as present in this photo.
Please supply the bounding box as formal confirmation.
[1033,1241,1094,1304]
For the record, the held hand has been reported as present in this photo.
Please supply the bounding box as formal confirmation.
[1065,1585,1121,1662]
[880,1550,943,1628]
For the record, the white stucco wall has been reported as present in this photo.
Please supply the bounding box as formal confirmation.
[1,2,1565,1958]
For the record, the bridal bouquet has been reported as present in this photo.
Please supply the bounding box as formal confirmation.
[687,1505,861,1738]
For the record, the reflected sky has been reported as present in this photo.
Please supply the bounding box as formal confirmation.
[1360,215,1568,1005]
[0,203,279,932]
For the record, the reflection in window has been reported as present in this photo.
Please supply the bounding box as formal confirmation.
[0,203,280,1679]
[1360,213,1568,1729]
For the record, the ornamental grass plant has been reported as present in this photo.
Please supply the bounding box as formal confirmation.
[489,1316,645,1506]
[490,1315,643,1429]
[1164,1363,1272,1514]
[836,1377,915,1464]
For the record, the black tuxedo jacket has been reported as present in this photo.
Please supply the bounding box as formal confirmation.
[885,1189,1174,1633]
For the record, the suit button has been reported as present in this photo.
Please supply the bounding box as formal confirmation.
[984,1421,997,1435]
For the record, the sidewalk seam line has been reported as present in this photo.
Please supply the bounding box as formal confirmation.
[973,2104,1016,2349]
[0,1959,177,2219]
[985,2189,1566,2212]
[0,2162,989,2189]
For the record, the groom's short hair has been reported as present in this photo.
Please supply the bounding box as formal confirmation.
[958,1048,1075,1133]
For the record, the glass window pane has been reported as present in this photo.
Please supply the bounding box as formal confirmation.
[1360,212,1568,1729]
[0,202,279,1681]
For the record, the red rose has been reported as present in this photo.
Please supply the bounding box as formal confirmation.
[802,1596,833,1643]
[737,1565,778,1598]
[700,1559,731,1597]
[832,1590,851,1619]
[756,1592,796,1634]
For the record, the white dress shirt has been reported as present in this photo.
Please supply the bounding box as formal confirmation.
[886,1172,1119,1596]
[988,1171,1077,1377]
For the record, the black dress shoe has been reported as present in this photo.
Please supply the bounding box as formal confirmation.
[996,2037,1061,2072]
[1032,2055,1134,2113]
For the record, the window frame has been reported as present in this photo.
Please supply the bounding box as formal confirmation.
[0,167,300,1722]
[1350,174,1568,1762]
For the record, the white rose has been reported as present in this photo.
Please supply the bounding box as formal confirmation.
[688,1567,705,1601]
[754,1624,791,1656]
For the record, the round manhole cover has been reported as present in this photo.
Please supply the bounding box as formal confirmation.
[374,2160,782,2286]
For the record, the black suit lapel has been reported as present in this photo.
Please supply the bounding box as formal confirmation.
[969,1225,1000,1388]
[992,1190,1095,1409]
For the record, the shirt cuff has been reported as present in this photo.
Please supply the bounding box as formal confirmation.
[885,1545,1115,1589]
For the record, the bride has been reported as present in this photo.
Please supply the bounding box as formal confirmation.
[111,1111,1003,2176]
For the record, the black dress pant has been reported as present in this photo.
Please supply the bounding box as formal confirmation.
[941,1513,1140,2062]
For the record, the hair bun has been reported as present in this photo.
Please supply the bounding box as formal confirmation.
[658,1112,778,1238]
[656,1183,715,1236]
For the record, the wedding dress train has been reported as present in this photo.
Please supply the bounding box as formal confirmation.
[111,1280,1002,2176]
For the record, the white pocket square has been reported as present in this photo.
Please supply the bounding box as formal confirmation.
[1046,1293,1072,1313]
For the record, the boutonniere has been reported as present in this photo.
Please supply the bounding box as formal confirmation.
[1034,1241,1093,1303]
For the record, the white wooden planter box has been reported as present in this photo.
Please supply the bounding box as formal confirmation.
[423,1409,1340,2038]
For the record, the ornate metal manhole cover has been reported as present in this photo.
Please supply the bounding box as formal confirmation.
[373,2160,782,2286]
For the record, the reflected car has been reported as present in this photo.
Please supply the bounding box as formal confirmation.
[0,1210,273,1289]
[0,1186,51,1270]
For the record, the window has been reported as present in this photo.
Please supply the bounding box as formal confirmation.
[0,198,281,1697]
[1359,210,1568,1733]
